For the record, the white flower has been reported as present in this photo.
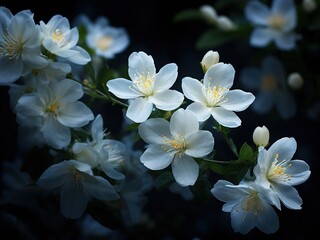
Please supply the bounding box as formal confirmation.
[79,15,130,59]
[40,15,91,65]
[0,7,48,84]
[72,114,126,180]
[37,160,119,219]
[302,0,317,12]
[253,137,311,209]
[211,179,281,234]
[245,0,301,50]
[107,51,184,123]
[15,79,94,149]
[253,125,269,147]
[200,50,219,73]
[138,108,214,186]
[182,62,255,128]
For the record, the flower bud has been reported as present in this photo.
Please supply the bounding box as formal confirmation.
[287,72,304,90]
[199,5,217,24]
[201,50,219,73]
[302,0,317,12]
[253,126,269,147]
[216,16,236,31]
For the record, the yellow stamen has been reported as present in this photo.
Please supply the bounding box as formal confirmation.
[241,190,263,217]
[0,34,23,59]
[96,36,113,51]
[52,29,64,44]
[132,70,155,96]
[268,14,286,29]
[267,153,292,182]
[162,134,186,158]
[46,102,60,115]
[205,84,228,107]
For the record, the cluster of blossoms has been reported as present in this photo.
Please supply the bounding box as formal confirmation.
[0,1,312,237]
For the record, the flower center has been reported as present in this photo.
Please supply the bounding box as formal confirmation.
[71,167,84,183]
[268,14,286,29]
[0,34,23,59]
[261,75,278,90]
[241,191,262,216]
[162,134,186,158]
[205,85,228,107]
[267,153,292,182]
[52,29,64,45]
[132,70,155,96]
[46,101,60,116]
[96,36,113,51]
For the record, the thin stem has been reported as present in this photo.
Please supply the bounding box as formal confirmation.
[202,158,233,164]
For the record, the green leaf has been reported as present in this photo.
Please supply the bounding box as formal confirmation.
[209,159,250,184]
[196,29,236,50]
[173,9,203,23]
[238,142,254,162]
[154,171,174,190]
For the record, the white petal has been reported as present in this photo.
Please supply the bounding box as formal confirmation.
[204,63,235,89]
[220,90,255,111]
[0,58,23,84]
[256,200,279,234]
[91,114,104,141]
[58,101,94,127]
[138,118,170,144]
[230,202,256,234]
[244,1,270,25]
[107,78,142,99]
[272,183,302,209]
[250,28,274,47]
[268,137,297,164]
[274,33,299,51]
[126,98,153,123]
[100,164,125,180]
[66,46,91,65]
[150,90,184,111]
[170,109,199,137]
[37,160,70,189]
[186,102,211,122]
[285,160,311,185]
[54,79,83,104]
[128,51,155,80]
[211,180,249,203]
[140,145,173,170]
[84,175,119,201]
[154,63,178,91]
[41,116,71,149]
[171,155,199,186]
[181,77,207,103]
[211,107,241,128]
[185,131,214,157]
[60,181,88,219]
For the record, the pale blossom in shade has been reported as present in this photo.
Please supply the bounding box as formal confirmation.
[107,51,184,123]
[182,62,255,128]
[0,7,48,84]
[253,137,311,209]
[15,79,94,149]
[240,55,296,119]
[40,15,91,65]
[138,108,214,186]
[211,179,281,234]
[37,160,119,219]
[244,0,301,50]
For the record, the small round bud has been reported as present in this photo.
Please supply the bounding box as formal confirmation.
[201,50,219,73]
[288,72,304,90]
[253,126,270,147]
[302,0,317,12]
[199,5,217,24]
[216,16,236,31]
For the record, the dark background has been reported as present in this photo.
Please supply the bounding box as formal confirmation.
[0,0,319,239]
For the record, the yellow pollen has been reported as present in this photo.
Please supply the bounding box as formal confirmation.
[96,36,113,51]
[261,75,278,90]
[268,14,286,29]
[206,85,228,107]
[267,153,292,182]
[241,191,262,216]
[52,29,64,44]
[46,102,60,115]
[0,34,23,59]
[132,70,155,96]
[162,134,186,157]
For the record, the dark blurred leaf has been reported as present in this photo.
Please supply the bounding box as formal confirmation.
[85,62,96,83]
[173,9,203,23]
[196,29,237,50]
[190,178,211,202]
[154,171,174,190]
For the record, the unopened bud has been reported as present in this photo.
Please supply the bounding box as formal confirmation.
[288,72,304,90]
[302,0,317,12]
[200,5,218,24]
[201,50,219,73]
[216,16,236,31]
[253,126,269,147]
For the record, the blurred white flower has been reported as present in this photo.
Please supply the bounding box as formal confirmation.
[302,0,317,12]
[287,72,304,90]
